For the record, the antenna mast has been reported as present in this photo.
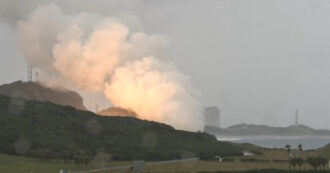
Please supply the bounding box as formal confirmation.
[295,109,299,126]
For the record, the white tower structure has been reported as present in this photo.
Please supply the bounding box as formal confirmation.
[205,106,220,128]
[35,71,39,82]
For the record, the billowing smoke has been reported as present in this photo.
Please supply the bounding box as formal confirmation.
[105,57,203,130]
[17,4,204,131]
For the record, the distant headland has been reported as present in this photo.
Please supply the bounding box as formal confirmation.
[205,123,330,137]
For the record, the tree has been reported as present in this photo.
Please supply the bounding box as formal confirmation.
[285,144,291,170]
[289,158,304,170]
[285,144,291,158]
[289,158,297,170]
[61,150,69,163]
[296,158,304,170]
[35,148,51,161]
[318,157,328,170]
[53,152,62,163]
[298,144,305,170]
[298,144,302,153]
[306,157,320,170]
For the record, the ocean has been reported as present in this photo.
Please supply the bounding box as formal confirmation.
[217,136,330,150]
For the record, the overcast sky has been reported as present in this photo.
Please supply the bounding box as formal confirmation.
[1,0,330,129]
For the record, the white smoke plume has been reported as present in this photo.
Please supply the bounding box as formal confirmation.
[17,4,204,131]
[105,57,203,131]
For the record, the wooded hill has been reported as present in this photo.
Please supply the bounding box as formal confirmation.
[0,94,244,161]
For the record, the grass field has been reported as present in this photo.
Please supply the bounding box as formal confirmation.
[0,154,130,173]
[116,149,292,173]
[0,149,328,173]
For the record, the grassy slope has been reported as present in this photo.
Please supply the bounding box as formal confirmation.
[0,94,243,161]
[313,143,330,159]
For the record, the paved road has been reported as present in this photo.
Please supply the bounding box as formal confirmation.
[71,158,199,173]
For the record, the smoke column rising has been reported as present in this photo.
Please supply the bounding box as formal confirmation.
[17,4,204,131]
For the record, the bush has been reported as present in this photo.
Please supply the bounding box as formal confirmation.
[240,158,269,162]
[222,158,234,162]
[273,159,288,163]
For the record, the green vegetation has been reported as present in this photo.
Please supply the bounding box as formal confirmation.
[283,144,329,171]
[0,94,243,161]
[305,157,328,171]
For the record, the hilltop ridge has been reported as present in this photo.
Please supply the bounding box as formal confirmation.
[205,123,330,137]
[0,81,86,110]
[97,107,137,117]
